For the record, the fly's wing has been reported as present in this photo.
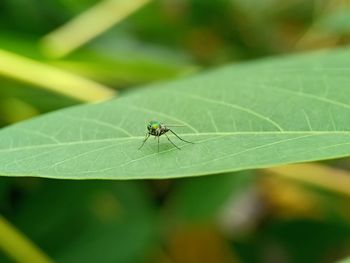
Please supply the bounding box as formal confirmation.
[165,124,185,127]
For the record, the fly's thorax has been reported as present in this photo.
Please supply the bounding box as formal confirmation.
[147,121,170,136]
[147,121,165,136]
[148,121,160,132]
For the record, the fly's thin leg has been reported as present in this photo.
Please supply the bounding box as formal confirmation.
[165,133,181,150]
[169,129,193,144]
[138,133,150,150]
[157,136,160,152]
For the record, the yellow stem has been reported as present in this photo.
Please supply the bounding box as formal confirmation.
[265,163,350,196]
[42,0,152,58]
[0,215,53,263]
[0,49,116,102]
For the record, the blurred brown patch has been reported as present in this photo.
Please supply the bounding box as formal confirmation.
[185,28,223,63]
[165,224,238,263]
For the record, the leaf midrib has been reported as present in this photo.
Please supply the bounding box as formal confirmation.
[16,132,350,179]
[1,130,350,153]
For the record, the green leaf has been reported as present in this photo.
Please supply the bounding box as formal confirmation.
[338,257,350,263]
[1,48,350,179]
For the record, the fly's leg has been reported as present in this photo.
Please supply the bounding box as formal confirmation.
[165,133,181,150]
[169,129,193,144]
[158,136,160,152]
[138,133,150,150]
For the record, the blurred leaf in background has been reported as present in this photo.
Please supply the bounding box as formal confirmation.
[0,179,158,263]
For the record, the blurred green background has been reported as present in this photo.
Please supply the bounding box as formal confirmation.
[1,0,350,262]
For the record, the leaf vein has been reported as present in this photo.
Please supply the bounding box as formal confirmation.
[120,103,199,133]
[179,92,285,132]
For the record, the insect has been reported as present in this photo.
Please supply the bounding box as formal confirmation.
[138,120,193,152]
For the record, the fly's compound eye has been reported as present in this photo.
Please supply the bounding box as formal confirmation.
[147,124,152,131]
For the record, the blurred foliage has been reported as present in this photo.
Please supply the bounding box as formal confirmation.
[1,0,350,262]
